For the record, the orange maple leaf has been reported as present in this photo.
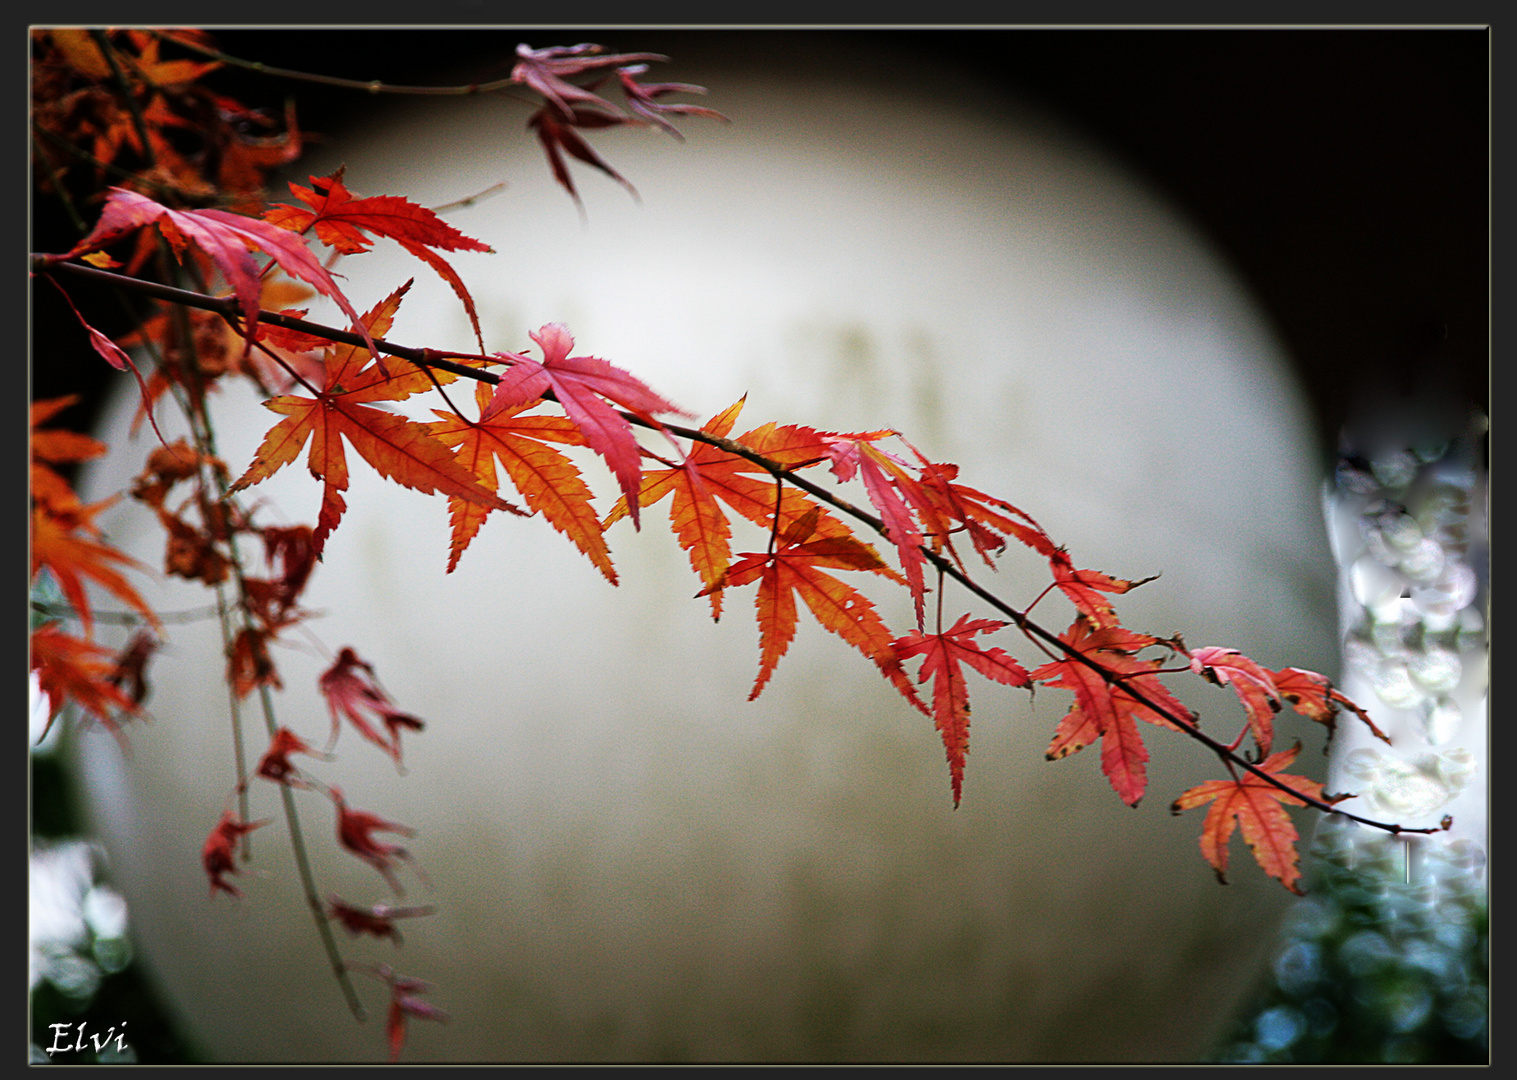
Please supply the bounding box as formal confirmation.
[228,282,514,557]
[427,381,604,579]
[895,615,1031,806]
[31,396,107,516]
[1032,619,1192,807]
[1171,743,1345,894]
[1272,666,1392,744]
[30,623,142,742]
[604,399,740,612]
[31,504,159,639]
[604,399,862,617]
[703,507,920,710]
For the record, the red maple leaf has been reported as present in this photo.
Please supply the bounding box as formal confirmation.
[254,726,330,788]
[201,808,269,899]
[1171,743,1346,894]
[702,507,921,710]
[894,615,1031,806]
[228,282,515,557]
[828,436,931,627]
[318,647,425,768]
[1046,547,1148,630]
[900,441,1058,568]
[326,895,436,947]
[241,524,319,630]
[1188,646,1283,752]
[329,787,420,897]
[428,382,605,579]
[228,626,281,700]
[106,629,158,710]
[361,963,449,1062]
[55,186,376,364]
[487,323,689,529]
[265,168,494,353]
[1032,619,1193,806]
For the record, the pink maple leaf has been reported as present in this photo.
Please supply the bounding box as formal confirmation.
[317,647,425,768]
[326,894,436,947]
[361,963,449,1062]
[527,105,640,210]
[510,42,664,121]
[1189,646,1283,752]
[615,63,729,138]
[488,323,689,528]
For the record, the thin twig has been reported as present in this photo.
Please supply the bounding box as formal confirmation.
[148,29,527,99]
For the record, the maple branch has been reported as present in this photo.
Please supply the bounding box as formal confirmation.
[169,288,367,1019]
[648,422,1435,836]
[428,181,509,214]
[40,261,1435,839]
[32,260,497,384]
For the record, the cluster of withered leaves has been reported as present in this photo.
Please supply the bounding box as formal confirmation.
[30,28,457,1060]
[30,396,159,742]
[31,28,301,214]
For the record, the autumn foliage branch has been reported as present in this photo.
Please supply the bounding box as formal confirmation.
[30,28,1440,1061]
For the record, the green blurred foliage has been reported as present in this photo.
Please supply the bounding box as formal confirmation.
[1217,822,1487,1065]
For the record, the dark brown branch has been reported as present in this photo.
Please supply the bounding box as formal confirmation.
[32,257,1438,839]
